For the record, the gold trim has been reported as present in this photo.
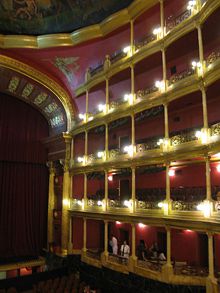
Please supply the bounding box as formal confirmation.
[0,0,157,49]
[0,55,75,130]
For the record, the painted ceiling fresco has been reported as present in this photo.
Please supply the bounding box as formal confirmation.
[0,0,133,35]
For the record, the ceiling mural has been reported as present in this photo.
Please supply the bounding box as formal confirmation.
[0,0,133,35]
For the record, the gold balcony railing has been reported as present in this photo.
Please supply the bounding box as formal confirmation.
[134,33,156,50]
[206,50,220,66]
[137,259,163,272]
[174,264,208,277]
[136,140,160,153]
[172,201,202,212]
[87,199,104,208]
[89,62,104,77]
[86,249,101,260]
[110,49,127,64]
[168,68,196,86]
[136,85,158,99]
[211,122,220,136]
[108,253,129,265]
[108,199,131,209]
[166,9,191,32]
[109,148,124,159]
[136,201,162,210]
[170,128,199,146]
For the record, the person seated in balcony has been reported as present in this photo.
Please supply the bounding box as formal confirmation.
[137,239,148,261]
[109,234,118,255]
[120,240,130,259]
[150,241,159,258]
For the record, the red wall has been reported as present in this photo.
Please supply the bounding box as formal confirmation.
[87,220,103,250]
[72,175,84,198]
[110,222,132,250]
[214,234,220,271]
[109,119,131,148]
[88,89,106,113]
[164,0,188,24]
[135,65,162,92]
[170,164,206,188]
[135,115,164,141]
[135,225,162,252]
[134,4,160,42]
[75,94,86,115]
[87,178,104,196]
[72,217,83,250]
[207,97,220,124]
[88,131,105,154]
[109,77,131,103]
[136,171,166,189]
[171,229,203,266]
[74,134,85,157]
[210,162,220,186]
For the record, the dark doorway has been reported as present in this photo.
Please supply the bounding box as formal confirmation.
[119,135,131,151]
[157,231,167,255]
[198,233,208,267]
[119,179,130,201]
[119,229,129,246]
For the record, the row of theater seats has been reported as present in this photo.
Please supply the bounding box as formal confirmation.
[0,273,100,293]
[75,186,220,202]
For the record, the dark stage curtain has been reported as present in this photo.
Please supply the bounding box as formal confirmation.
[0,94,49,259]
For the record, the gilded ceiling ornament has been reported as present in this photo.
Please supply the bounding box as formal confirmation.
[34,92,47,105]
[44,102,58,114]
[21,83,34,98]
[50,113,65,128]
[8,76,20,93]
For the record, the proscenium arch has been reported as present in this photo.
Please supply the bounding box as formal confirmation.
[0,55,75,131]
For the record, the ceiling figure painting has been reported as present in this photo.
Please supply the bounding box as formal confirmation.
[0,0,133,35]
[47,56,80,86]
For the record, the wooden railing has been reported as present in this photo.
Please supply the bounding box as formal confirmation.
[168,68,196,86]
[135,33,156,50]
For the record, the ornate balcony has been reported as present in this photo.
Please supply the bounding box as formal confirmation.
[109,148,124,159]
[89,62,104,77]
[174,264,208,277]
[136,139,160,153]
[211,122,220,136]
[166,10,191,32]
[136,85,158,99]
[70,198,83,210]
[206,50,220,67]
[110,49,127,64]
[87,199,104,209]
[172,201,202,212]
[170,127,199,146]
[108,253,129,265]
[135,33,157,50]
[168,68,196,86]
[108,199,131,209]
[86,249,101,260]
[136,201,162,210]
[137,259,163,272]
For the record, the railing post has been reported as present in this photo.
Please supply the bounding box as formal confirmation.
[84,173,87,209]
[106,78,109,112]
[159,0,165,37]
[105,123,109,160]
[131,167,136,213]
[83,218,87,253]
[104,170,108,212]
[67,216,73,254]
[162,226,173,282]
[47,161,55,248]
[206,232,218,293]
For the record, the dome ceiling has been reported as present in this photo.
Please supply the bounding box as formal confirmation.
[0,0,133,35]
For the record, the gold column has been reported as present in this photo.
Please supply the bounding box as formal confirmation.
[131,65,135,96]
[159,0,165,37]
[166,163,171,201]
[83,217,87,252]
[205,156,211,201]
[130,20,134,54]
[84,173,87,205]
[67,216,73,254]
[104,220,108,257]
[131,223,136,259]
[166,227,172,266]
[85,130,88,160]
[164,103,169,139]
[61,133,72,254]
[47,161,55,247]
[131,114,135,147]
[197,25,204,64]
[106,78,109,111]
[104,170,108,211]
[86,90,89,120]
[201,86,209,129]
[131,167,136,213]
[207,232,214,278]
[105,123,109,160]
[162,48,167,90]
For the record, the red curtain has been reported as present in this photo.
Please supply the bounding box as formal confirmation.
[0,94,49,259]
